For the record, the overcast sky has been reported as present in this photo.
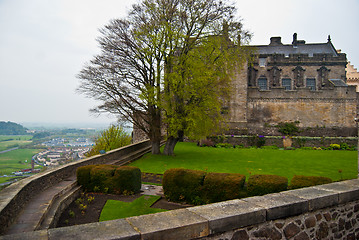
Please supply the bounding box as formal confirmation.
[0,0,358,128]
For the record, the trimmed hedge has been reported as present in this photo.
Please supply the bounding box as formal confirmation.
[290,175,332,189]
[163,168,206,204]
[76,165,97,191]
[76,165,141,194]
[163,168,246,205]
[202,172,246,203]
[112,166,142,194]
[90,165,118,192]
[247,174,288,196]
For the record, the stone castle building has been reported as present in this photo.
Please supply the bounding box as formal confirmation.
[346,61,359,92]
[227,33,358,136]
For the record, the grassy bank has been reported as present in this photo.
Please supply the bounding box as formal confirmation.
[129,142,357,182]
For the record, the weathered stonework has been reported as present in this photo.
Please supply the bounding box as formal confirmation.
[227,34,358,137]
[200,200,359,240]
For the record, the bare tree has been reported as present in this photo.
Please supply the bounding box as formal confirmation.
[77,15,165,154]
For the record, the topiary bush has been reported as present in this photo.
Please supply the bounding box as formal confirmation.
[202,172,246,203]
[77,165,97,191]
[290,175,332,189]
[112,166,142,194]
[76,165,141,194]
[247,174,288,196]
[163,168,206,204]
[90,165,118,193]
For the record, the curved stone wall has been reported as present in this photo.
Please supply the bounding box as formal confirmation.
[0,140,151,235]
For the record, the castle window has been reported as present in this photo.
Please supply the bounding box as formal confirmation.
[259,58,266,67]
[282,78,292,90]
[306,78,316,91]
[258,78,268,90]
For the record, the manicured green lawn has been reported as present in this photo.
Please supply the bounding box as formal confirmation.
[99,195,165,221]
[129,142,357,182]
[0,149,41,175]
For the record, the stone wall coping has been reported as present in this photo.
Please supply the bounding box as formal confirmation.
[1,178,358,240]
[0,140,151,235]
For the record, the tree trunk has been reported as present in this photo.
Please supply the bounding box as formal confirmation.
[151,140,161,154]
[163,136,178,156]
[163,130,184,156]
[149,106,162,155]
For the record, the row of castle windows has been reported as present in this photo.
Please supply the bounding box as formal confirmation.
[257,78,316,91]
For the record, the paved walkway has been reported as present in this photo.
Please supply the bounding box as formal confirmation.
[5,177,76,235]
[141,184,163,196]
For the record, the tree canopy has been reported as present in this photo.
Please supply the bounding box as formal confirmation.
[77,0,252,155]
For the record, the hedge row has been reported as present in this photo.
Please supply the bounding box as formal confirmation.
[163,168,333,205]
[247,174,288,196]
[76,165,141,194]
[163,168,246,205]
[290,175,332,189]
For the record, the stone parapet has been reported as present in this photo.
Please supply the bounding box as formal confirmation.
[0,140,151,235]
[1,179,358,239]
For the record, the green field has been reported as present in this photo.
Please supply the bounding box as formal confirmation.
[99,195,165,221]
[129,142,357,182]
[0,135,33,151]
[0,149,41,176]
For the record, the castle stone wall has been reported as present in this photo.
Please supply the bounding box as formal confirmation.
[246,86,358,129]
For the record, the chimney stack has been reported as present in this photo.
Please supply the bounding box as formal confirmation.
[270,37,282,45]
[292,33,298,46]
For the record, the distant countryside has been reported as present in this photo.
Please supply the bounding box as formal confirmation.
[0,122,100,188]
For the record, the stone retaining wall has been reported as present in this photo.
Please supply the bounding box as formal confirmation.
[0,140,151,235]
[2,178,358,240]
[214,135,357,148]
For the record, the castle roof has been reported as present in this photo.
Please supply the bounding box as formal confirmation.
[254,34,338,57]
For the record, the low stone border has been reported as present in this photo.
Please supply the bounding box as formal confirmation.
[2,178,358,240]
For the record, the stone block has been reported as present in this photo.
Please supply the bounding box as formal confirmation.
[0,230,48,240]
[313,181,359,204]
[126,209,209,240]
[285,187,338,211]
[243,193,308,220]
[187,199,266,234]
[48,219,140,240]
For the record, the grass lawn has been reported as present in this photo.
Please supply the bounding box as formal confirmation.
[99,195,165,221]
[0,149,41,175]
[129,142,357,182]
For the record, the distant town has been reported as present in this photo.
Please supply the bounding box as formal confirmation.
[33,138,94,168]
[10,137,95,176]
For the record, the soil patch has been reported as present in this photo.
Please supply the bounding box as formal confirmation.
[142,172,163,184]
[56,173,190,228]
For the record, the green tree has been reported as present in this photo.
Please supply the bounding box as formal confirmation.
[161,2,253,155]
[87,125,132,157]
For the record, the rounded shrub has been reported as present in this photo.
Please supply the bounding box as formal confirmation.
[247,174,288,196]
[90,165,118,192]
[290,175,332,189]
[163,168,206,204]
[76,165,97,191]
[202,172,246,203]
[112,166,142,194]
